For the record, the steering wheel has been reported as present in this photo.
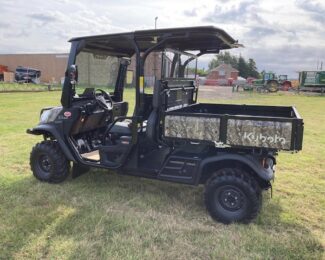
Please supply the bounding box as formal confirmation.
[95,89,113,111]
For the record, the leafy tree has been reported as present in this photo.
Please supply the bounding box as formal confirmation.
[248,58,259,78]
[197,68,208,76]
[208,51,238,70]
[238,55,249,78]
[185,67,208,76]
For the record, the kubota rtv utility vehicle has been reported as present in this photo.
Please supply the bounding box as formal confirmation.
[27,26,304,223]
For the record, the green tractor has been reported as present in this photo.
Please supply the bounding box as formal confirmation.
[299,71,325,93]
[252,72,279,92]
[243,72,279,92]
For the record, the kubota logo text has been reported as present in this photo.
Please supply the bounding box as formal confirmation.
[243,132,286,145]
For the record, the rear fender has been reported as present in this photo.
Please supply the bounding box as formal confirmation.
[27,124,76,162]
[196,153,275,186]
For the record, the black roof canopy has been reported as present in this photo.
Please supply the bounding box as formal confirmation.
[69,26,240,56]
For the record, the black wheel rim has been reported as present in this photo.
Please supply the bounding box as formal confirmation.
[217,186,245,211]
[38,154,52,173]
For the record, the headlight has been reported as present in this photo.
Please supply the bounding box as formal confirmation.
[39,107,62,124]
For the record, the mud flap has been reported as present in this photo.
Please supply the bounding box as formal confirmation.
[72,163,90,178]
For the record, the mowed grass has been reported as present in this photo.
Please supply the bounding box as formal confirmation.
[0,89,324,259]
[0,83,62,92]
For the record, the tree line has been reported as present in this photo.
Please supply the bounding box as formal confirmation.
[208,51,260,79]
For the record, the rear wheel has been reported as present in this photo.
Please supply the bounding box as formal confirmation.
[266,80,279,92]
[204,168,261,224]
[282,82,291,91]
[30,141,70,183]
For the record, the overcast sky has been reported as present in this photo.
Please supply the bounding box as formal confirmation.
[0,0,324,78]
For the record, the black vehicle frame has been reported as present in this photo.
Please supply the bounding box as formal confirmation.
[27,26,303,223]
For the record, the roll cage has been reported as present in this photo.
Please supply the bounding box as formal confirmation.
[61,26,240,115]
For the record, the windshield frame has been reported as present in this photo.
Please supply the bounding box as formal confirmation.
[161,48,198,80]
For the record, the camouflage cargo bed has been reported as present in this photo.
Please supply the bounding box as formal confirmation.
[163,103,303,151]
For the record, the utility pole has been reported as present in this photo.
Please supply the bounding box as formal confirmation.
[155,17,158,29]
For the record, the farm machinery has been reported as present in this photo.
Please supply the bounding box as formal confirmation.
[0,65,8,81]
[298,71,325,93]
[243,72,279,92]
[243,73,295,92]
[278,75,292,91]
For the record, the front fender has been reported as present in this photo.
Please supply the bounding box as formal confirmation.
[27,124,76,162]
[196,153,275,185]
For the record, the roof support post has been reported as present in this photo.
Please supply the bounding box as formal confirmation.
[61,41,79,108]
[129,37,142,117]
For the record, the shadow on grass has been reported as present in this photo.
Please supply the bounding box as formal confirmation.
[1,169,324,259]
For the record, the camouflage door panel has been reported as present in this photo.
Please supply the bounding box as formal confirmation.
[226,119,292,149]
[164,115,220,141]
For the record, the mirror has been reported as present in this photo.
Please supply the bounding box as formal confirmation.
[68,64,78,84]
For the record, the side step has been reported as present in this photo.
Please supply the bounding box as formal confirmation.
[158,155,201,184]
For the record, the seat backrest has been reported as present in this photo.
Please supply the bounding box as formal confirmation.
[146,79,196,142]
[161,79,196,111]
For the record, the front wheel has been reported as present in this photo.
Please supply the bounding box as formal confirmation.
[30,141,70,183]
[204,168,261,224]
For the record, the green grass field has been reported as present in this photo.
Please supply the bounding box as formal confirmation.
[0,89,324,259]
[0,83,62,92]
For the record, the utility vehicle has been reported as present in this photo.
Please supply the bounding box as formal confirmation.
[27,26,304,223]
[15,66,41,83]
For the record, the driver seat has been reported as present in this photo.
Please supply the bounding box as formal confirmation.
[109,120,132,135]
